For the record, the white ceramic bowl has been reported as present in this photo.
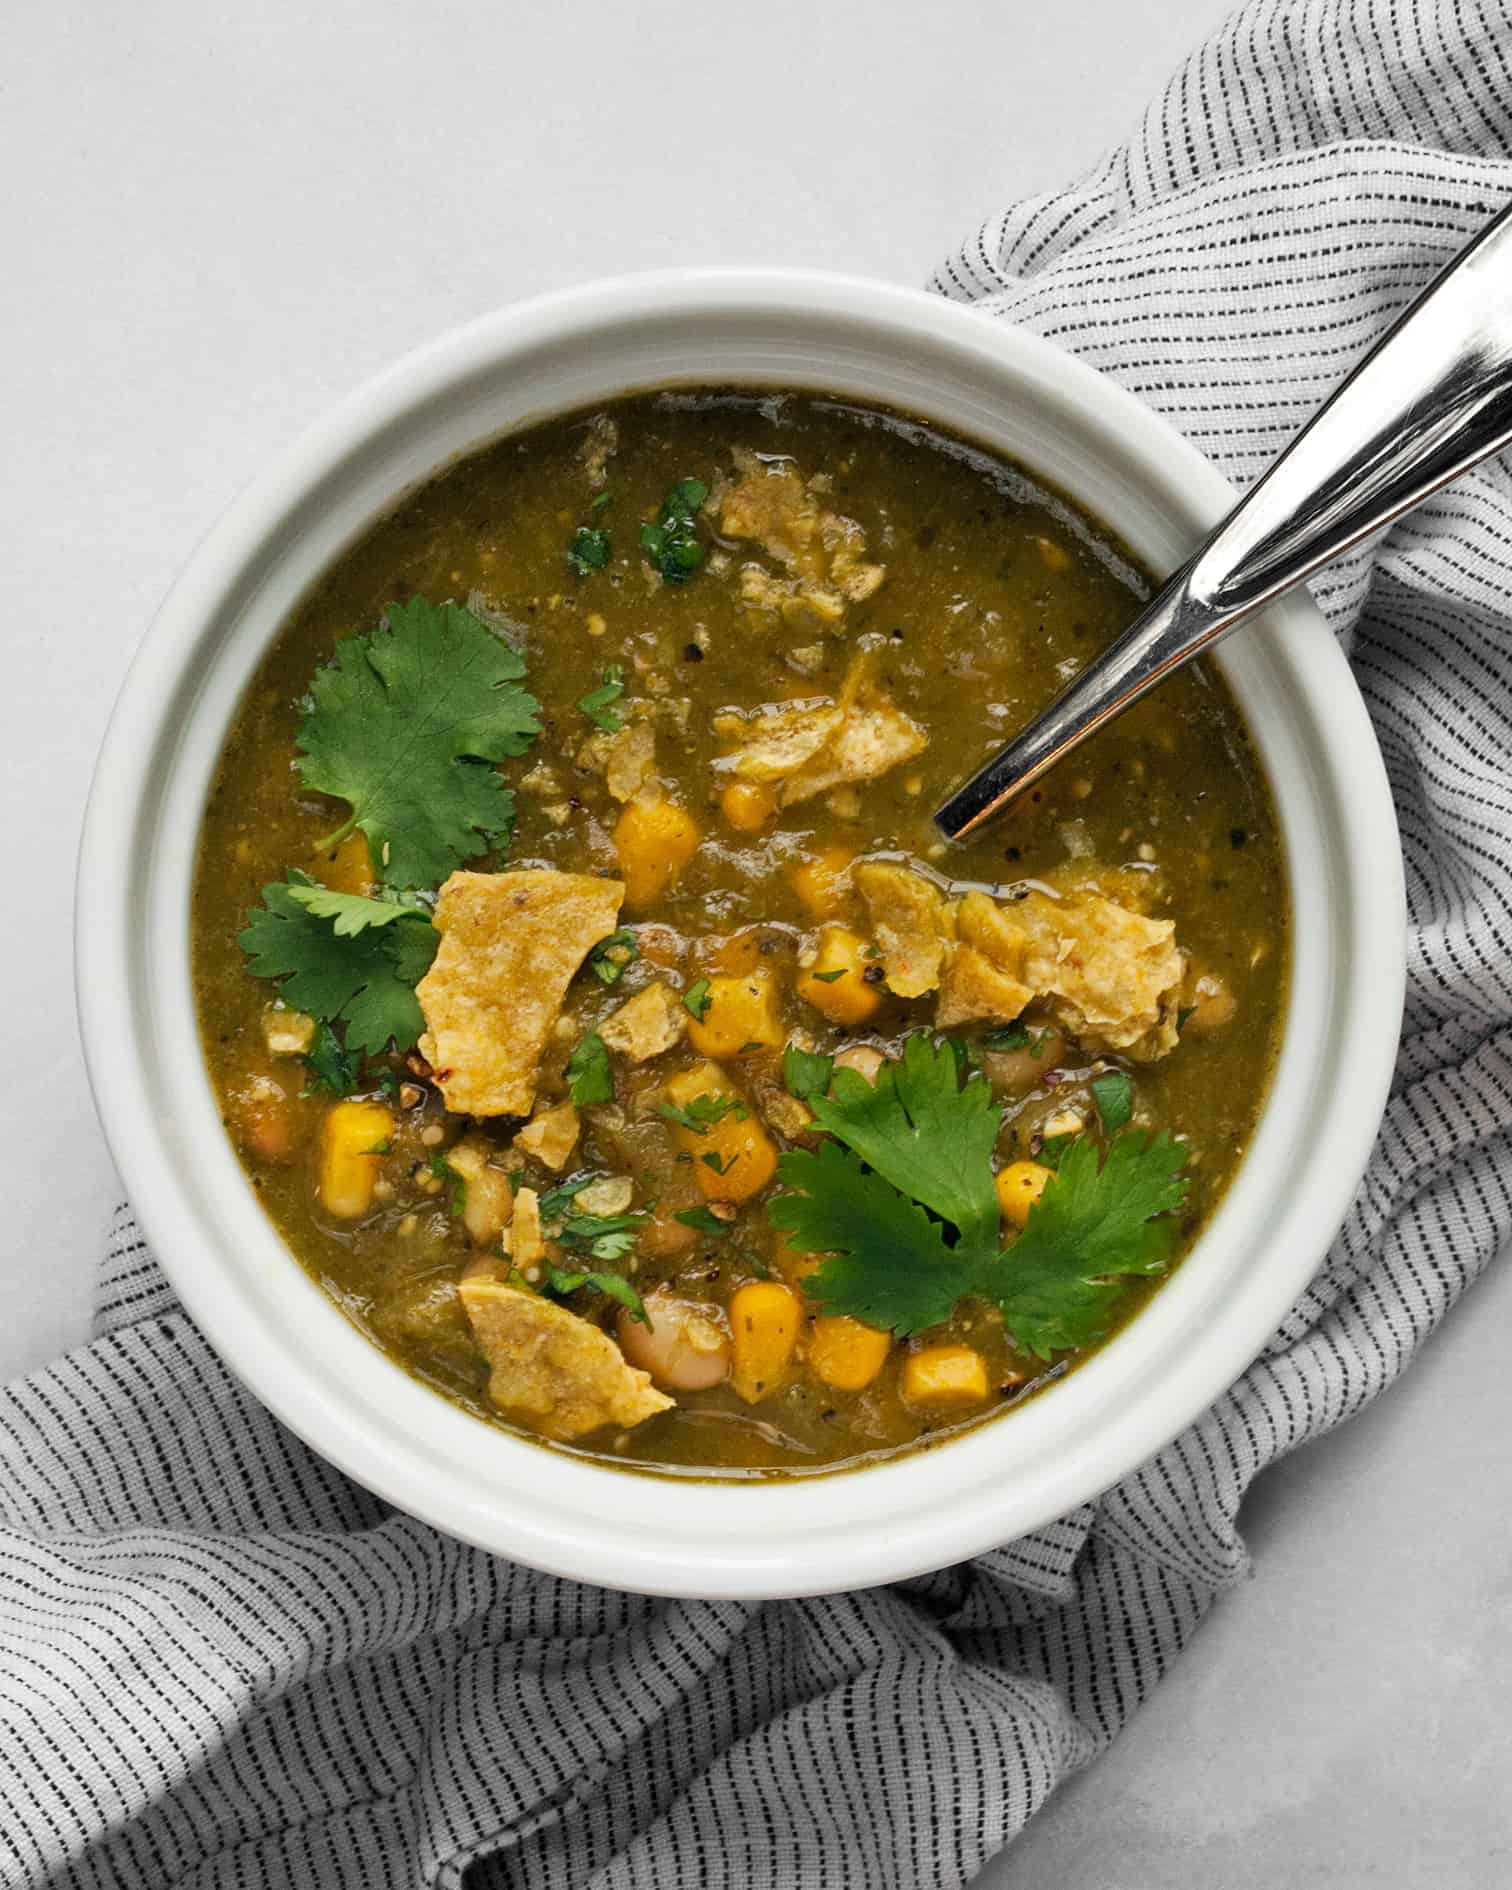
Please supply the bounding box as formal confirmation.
[75,270,1404,1598]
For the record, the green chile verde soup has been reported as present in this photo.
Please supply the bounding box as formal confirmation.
[192,390,1287,1477]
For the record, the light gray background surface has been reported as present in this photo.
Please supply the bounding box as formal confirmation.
[7,3,1510,1883]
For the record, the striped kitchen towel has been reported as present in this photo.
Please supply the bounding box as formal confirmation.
[4,0,1511,1882]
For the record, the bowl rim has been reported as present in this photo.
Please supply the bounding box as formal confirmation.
[75,267,1405,1597]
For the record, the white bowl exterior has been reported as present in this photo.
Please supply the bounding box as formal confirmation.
[76,271,1405,1597]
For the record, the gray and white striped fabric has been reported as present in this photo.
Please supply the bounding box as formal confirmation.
[7,1,1512,1881]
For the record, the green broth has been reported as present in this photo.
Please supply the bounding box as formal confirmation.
[192,391,1287,1476]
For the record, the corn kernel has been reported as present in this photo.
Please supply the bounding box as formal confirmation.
[900,1344,990,1410]
[996,1160,1053,1230]
[796,925,881,1025]
[662,1062,778,1203]
[720,780,779,833]
[613,797,701,909]
[318,1099,393,1219]
[687,970,783,1059]
[808,1316,891,1392]
[789,844,857,920]
[729,1280,802,1403]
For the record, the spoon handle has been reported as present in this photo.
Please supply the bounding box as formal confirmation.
[935,198,1512,841]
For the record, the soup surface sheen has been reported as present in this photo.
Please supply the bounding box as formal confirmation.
[193,391,1287,1477]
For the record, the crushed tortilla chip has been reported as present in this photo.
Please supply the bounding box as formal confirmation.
[416,870,624,1117]
[459,1278,671,1441]
[514,1102,581,1172]
[956,885,1184,1055]
[720,447,885,628]
[853,860,952,998]
[597,980,687,1062]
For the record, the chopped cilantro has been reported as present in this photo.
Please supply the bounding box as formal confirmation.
[538,1173,594,1221]
[240,870,438,1055]
[577,663,626,731]
[983,1022,1052,1055]
[590,491,612,514]
[362,1138,392,1156]
[587,928,639,986]
[301,1020,360,1096]
[658,1094,746,1134]
[295,595,540,892]
[1037,1132,1077,1171]
[640,477,708,583]
[566,1031,614,1105]
[1176,1003,1197,1033]
[683,977,712,1020]
[701,1149,738,1176]
[558,1208,648,1262]
[566,526,612,577]
[782,1045,834,1101]
[543,1263,647,1324]
[675,1205,727,1236]
[767,1034,1188,1356]
[1091,1070,1134,1134]
[809,968,846,984]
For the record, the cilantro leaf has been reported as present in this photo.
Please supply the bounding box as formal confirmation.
[674,1205,727,1236]
[558,1208,647,1261]
[641,477,708,583]
[782,1045,833,1101]
[768,1035,1189,1352]
[682,977,712,1020]
[283,882,427,936]
[658,1094,745,1134]
[300,1020,359,1095]
[566,1030,613,1104]
[807,1034,1002,1268]
[586,928,639,986]
[1091,1070,1134,1134]
[296,596,541,891]
[543,1264,647,1325]
[566,526,612,577]
[538,1174,593,1220]
[993,1133,1188,1357]
[577,663,625,731]
[770,1140,967,1334]
[239,871,438,1054]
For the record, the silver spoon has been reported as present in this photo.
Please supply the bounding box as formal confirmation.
[934,198,1512,841]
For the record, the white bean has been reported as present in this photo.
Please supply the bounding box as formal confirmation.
[618,1289,731,1391]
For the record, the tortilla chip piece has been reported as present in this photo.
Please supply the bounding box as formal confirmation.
[459,1278,671,1441]
[963,887,1184,1056]
[597,980,687,1062]
[417,870,624,1117]
[854,861,952,998]
[781,697,926,805]
[514,1102,581,1172]
[713,699,844,782]
[937,943,1034,1029]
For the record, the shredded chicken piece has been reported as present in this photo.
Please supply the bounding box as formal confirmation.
[853,861,952,998]
[416,870,624,1116]
[514,1102,581,1172]
[458,1278,671,1441]
[597,980,687,1062]
[720,447,885,627]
